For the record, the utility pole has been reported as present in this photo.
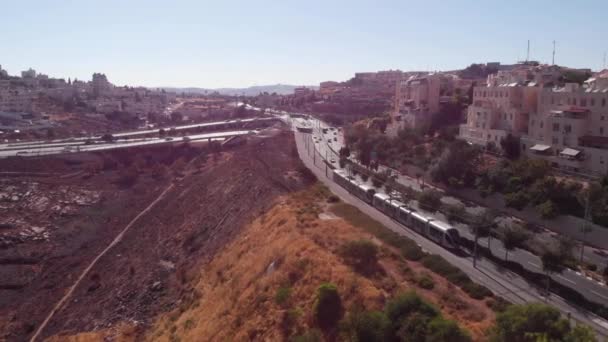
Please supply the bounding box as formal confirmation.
[552,40,556,65]
[526,39,530,62]
[580,192,593,263]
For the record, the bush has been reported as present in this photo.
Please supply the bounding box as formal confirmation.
[537,200,558,219]
[340,240,379,274]
[492,303,571,342]
[327,195,340,203]
[421,255,491,300]
[426,316,471,342]
[417,273,435,290]
[275,286,292,306]
[313,283,343,330]
[418,189,442,213]
[505,191,528,210]
[385,292,438,339]
[360,173,369,182]
[444,203,466,223]
[340,310,389,342]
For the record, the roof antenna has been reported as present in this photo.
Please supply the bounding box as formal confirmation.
[552,40,556,65]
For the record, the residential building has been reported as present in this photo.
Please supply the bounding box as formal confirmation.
[92,73,112,97]
[459,64,608,175]
[392,73,442,130]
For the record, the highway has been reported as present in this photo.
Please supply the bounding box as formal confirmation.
[293,128,608,337]
[0,130,252,158]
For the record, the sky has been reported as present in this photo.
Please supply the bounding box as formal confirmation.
[1,0,607,88]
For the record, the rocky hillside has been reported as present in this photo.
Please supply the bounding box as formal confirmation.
[48,184,496,341]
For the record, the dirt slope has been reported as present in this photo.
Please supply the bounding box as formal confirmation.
[48,184,495,341]
[1,130,309,341]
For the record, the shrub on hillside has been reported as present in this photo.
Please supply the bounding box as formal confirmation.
[340,310,389,342]
[275,286,292,306]
[421,255,492,299]
[426,316,472,342]
[417,273,435,290]
[340,239,379,274]
[313,283,343,331]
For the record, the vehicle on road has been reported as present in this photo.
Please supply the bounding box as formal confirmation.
[165,137,174,141]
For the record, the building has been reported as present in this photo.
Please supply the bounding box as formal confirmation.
[459,64,608,175]
[92,73,112,97]
[392,73,442,130]
[293,87,313,97]
[523,76,608,174]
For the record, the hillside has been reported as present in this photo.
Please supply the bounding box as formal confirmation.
[47,184,496,341]
[0,129,311,341]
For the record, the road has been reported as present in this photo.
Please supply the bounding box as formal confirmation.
[0,130,252,158]
[293,128,608,337]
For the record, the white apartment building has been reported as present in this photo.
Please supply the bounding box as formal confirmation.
[391,73,441,130]
[459,64,608,175]
[523,76,608,174]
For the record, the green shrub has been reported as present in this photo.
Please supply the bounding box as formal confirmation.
[314,283,343,330]
[444,203,466,223]
[505,191,528,210]
[537,200,558,219]
[426,316,472,342]
[275,286,292,306]
[417,273,435,290]
[340,310,389,342]
[419,189,442,213]
[340,239,379,273]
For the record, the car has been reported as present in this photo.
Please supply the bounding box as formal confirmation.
[165,137,174,141]
[330,158,336,163]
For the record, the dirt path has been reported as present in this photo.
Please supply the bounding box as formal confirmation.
[29,183,175,342]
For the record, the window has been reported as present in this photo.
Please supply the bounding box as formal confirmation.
[552,136,558,144]
[540,121,544,128]
[581,98,587,107]
[603,98,606,107]
[487,134,491,139]
[602,116,605,121]
[477,112,481,117]
[552,123,560,132]
[564,124,572,133]
[601,127,605,135]
[591,98,596,106]
[482,123,486,129]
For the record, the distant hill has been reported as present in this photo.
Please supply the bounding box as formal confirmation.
[158,84,318,96]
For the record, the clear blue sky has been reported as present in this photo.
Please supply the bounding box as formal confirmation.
[1,0,606,88]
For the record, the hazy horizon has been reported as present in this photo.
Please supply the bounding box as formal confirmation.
[2,0,607,88]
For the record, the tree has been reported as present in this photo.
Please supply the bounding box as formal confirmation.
[313,283,343,331]
[501,225,528,262]
[425,316,471,342]
[418,189,442,213]
[470,209,497,266]
[340,309,389,342]
[339,146,351,158]
[537,200,558,219]
[158,128,166,137]
[540,248,566,296]
[430,140,480,185]
[385,292,438,339]
[492,303,572,342]
[564,324,597,342]
[500,133,521,160]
